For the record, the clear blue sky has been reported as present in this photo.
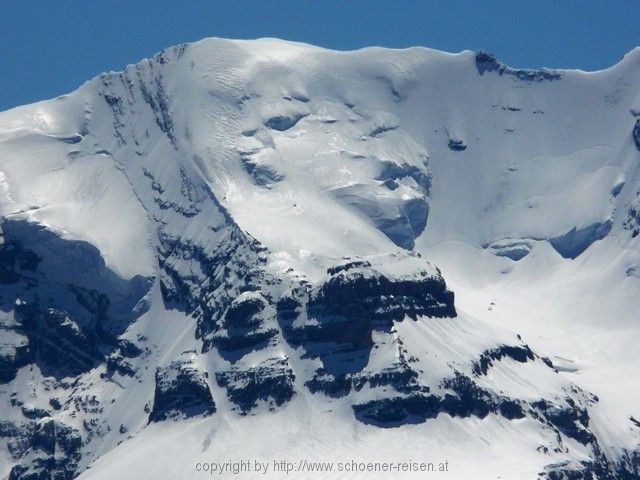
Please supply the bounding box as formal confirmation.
[1,0,639,111]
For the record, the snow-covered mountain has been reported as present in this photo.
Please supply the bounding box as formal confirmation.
[1,37,640,479]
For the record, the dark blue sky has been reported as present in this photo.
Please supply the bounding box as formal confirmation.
[1,1,639,111]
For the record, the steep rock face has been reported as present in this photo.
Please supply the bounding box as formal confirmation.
[3,419,81,480]
[215,357,295,414]
[0,331,30,384]
[105,337,146,377]
[209,291,278,360]
[156,227,272,347]
[278,253,454,403]
[149,352,215,422]
[0,219,151,381]
[278,252,455,350]
[352,377,525,427]
[309,252,456,324]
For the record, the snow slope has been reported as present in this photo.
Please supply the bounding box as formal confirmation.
[1,38,640,479]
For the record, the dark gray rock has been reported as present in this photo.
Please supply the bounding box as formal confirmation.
[473,344,535,376]
[475,51,561,82]
[216,357,295,413]
[353,372,525,427]
[7,419,81,480]
[279,253,455,398]
[308,253,456,328]
[105,337,146,377]
[306,362,424,399]
[208,292,278,361]
[447,138,467,151]
[20,405,50,420]
[149,352,216,422]
[0,218,151,380]
[0,331,31,383]
[533,397,594,446]
[156,222,270,350]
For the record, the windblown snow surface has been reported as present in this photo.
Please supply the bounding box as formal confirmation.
[1,38,640,479]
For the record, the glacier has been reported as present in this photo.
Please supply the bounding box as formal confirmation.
[1,37,640,479]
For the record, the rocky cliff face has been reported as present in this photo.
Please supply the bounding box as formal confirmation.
[0,219,151,382]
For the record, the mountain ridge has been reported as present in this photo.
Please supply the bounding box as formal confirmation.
[1,37,640,479]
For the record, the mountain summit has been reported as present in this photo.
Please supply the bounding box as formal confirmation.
[1,38,640,479]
